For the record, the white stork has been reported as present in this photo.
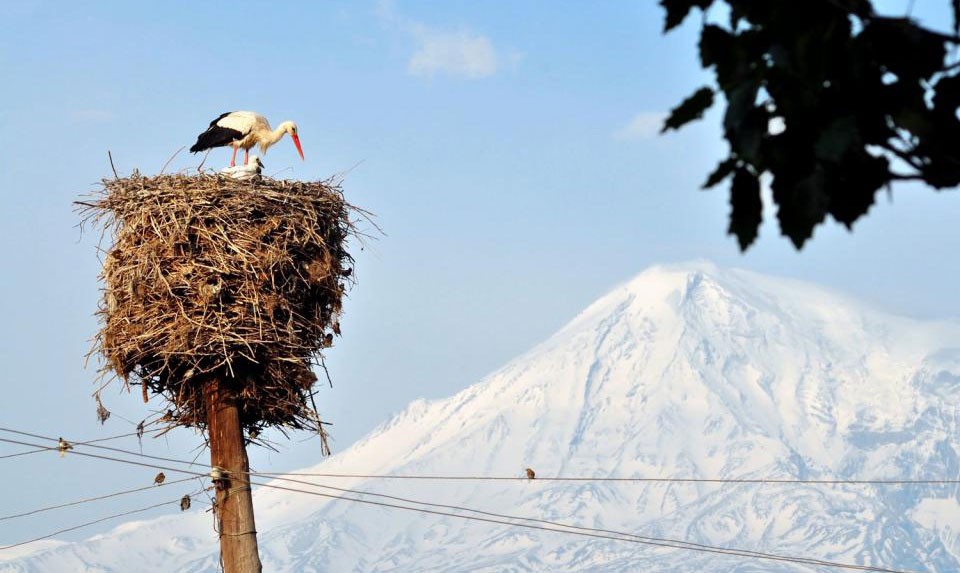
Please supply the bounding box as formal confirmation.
[190,111,304,167]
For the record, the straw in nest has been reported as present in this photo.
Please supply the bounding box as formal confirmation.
[79,173,359,445]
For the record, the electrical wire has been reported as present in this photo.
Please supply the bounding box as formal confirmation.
[0,428,161,461]
[0,434,912,572]
[0,427,199,470]
[245,477,912,573]
[0,435,210,477]
[0,499,182,552]
[250,471,960,485]
[0,449,51,460]
[2,427,957,487]
[1,432,861,569]
[244,471,816,564]
[0,477,195,522]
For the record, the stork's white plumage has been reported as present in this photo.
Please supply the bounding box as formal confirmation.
[220,155,264,180]
[190,111,304,167]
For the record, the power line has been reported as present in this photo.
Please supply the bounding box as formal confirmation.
[245,478,913,573]
[249,471,960,485]
[0,428,162,461]
[2,427,956,487]
[0,435,213,477]
[0,427,191,469]
[0,498,185,552]
[0,448,51,460]
[244,471,820,565]
[0,434,912,572]
[2,430,865,570]
[0,477,195,522]
[69,429,160,445]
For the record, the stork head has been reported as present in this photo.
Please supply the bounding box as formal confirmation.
[279,121,305,161]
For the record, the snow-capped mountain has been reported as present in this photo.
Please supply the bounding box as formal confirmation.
[4,262,960,572]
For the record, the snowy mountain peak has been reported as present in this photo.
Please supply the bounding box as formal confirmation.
[4,263,960,572]
[564,262,863,336]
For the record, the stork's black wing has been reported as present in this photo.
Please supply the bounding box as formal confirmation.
[190,111,243,153]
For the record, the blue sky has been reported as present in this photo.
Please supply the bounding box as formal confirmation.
[0,0,957,548]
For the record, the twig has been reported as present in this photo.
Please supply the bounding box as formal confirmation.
[269,166,294,178]
[331,159,366,185]
[197,150,211,174]
[108,151,119,179]
[318,357,334,389]
[160,146,186,175]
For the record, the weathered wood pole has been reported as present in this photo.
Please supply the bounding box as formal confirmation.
[205,377,262,573]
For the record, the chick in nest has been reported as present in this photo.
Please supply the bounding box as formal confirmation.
[220,155,264,181]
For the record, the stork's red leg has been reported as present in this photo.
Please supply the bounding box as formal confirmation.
[230,146,238,167]
[244,148,249,165]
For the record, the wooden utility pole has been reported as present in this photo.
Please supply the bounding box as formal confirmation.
[206,377,262,573]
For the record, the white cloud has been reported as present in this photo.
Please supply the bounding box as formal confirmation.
[614,112,667,141]
[408,27,497,79]
[378,0,500,80]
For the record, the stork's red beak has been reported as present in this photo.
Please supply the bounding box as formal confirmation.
[292,133,305,161]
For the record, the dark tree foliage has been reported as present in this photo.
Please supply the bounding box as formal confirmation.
[660,0,960,250]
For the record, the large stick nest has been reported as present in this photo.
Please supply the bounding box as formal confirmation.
[79,174,357,438]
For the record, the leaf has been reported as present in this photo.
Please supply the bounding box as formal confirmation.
[895,107,936,140]
[703,157,738,188]
[827,0,874,18]
[662,87,715,132]
[884,80,935,139]
[663,0,953,250]
[828,152,888,226]
[722,80,758,134]
[862,18,946,80]
[729,7,741,30]
[921,116,960,188]
[699,25,736,75]
[728,167,763,250]
[814,116,859,163]
[771,164,830,249]
[722,79,765,165]
[923,156,960,189]
[660,0,715,32]
[933,73,960,120]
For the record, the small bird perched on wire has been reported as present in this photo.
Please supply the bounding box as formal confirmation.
[57,438,73,458]
[153,472,166,486]
[525,467,536,480]
[180,494,191,511]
